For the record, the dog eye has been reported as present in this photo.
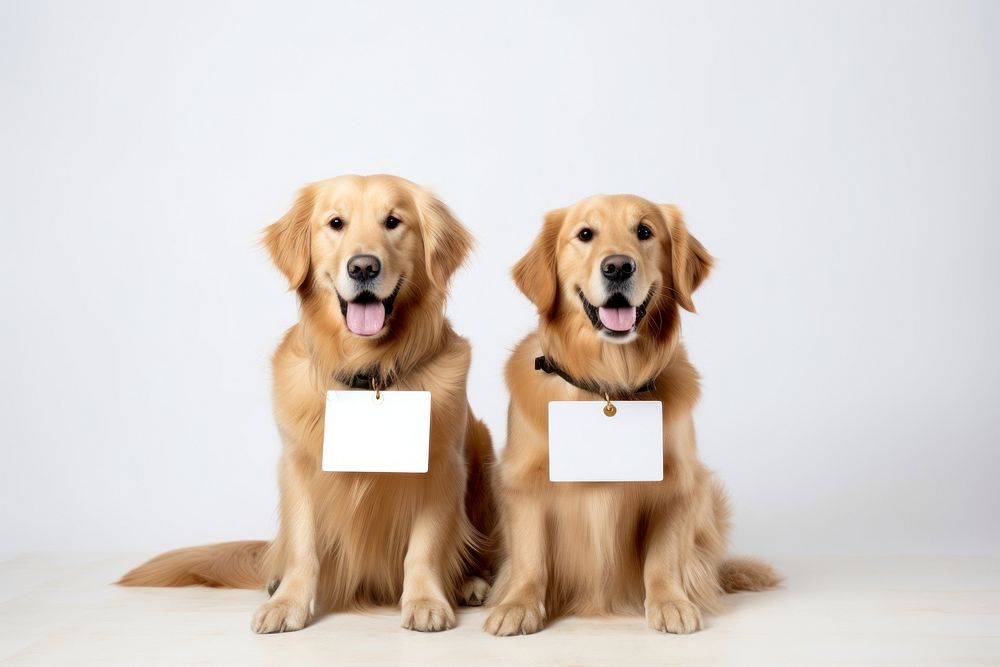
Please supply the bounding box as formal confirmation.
[577,228,594,242]
[385,215,401,230]
[636,224,653,241]
[329,217,344,231]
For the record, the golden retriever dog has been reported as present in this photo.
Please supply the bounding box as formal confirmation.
[485,195,779,636]
[120,174,496,633]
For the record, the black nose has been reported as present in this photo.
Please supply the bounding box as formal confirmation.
[601,255,636,282]
[347,254,381,282]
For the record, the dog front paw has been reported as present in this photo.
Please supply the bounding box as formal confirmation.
[401,597,456,632]
[251,596,313,634]
[645,598,701,634]
[483,600,545,636]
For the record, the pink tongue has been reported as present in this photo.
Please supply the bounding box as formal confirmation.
[598,306,637,332]
[345,301,386,336]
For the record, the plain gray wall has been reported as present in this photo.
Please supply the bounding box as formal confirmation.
[2,0,998,557]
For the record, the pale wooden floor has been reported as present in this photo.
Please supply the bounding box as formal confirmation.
[0,554,996,666]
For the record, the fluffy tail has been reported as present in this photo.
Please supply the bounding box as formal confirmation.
[117,540,268,589]
[718,556,782,593]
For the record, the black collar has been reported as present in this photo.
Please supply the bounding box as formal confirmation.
[534,355,657,398]
[333,366,397,390]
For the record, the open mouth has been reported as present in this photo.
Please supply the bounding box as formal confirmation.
[579,290,652,338]
[336,279,402,337]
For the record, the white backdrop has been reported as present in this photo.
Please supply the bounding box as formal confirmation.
[2,0,998,558]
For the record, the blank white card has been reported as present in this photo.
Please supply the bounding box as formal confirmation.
[548,400,664,482]
[322,390,431,473]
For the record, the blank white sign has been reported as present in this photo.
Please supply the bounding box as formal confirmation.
[322,390,431,473]
[548,401,664,482]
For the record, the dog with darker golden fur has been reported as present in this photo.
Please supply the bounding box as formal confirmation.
[120,174,496,633]
[485,194,779,636]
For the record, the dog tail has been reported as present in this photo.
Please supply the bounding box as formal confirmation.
[117,540,268,589]
[718,557,783,593]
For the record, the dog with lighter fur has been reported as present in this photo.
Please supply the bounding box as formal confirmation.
[485,194,780,636]
[120,174,497,633]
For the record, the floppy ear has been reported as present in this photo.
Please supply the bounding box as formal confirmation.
[512,207,565,315]
[264,186,315,290]
[417,191,473,290]
[660,204,713,313]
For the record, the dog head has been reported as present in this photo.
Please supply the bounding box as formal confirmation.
[513,194,712,345]
[264,174,471,340]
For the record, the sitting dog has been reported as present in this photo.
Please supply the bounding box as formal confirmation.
[120,175,496,633]
[485,194,779,635]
